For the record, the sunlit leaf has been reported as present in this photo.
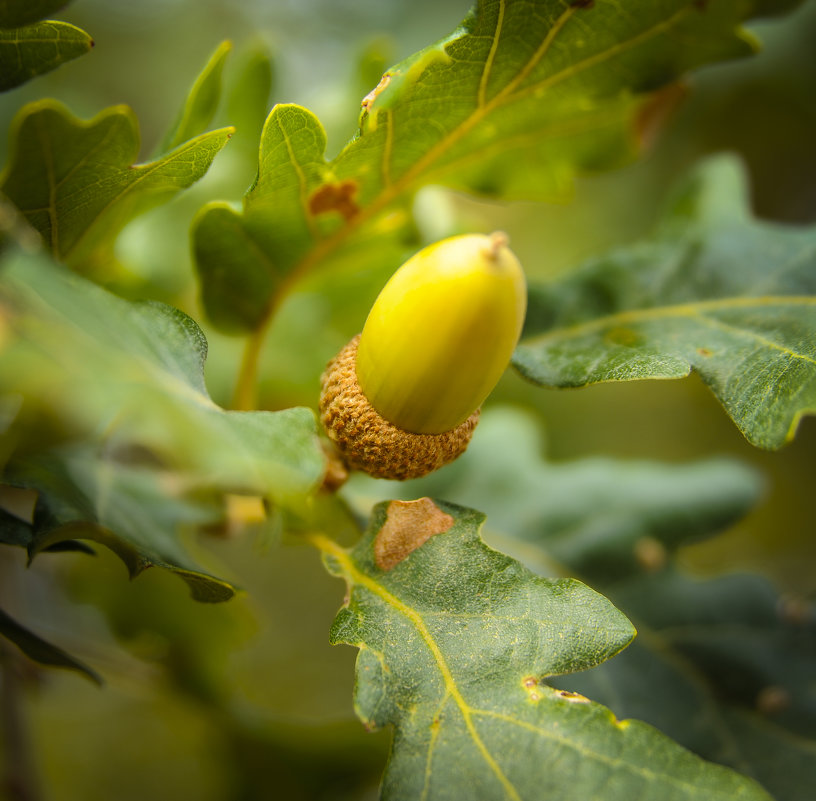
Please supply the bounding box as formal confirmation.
[0,100,233,268]
[192,0,792,333]
[0,605,102,684]
[0,20,92,91]
[514,156,816,449]
[319,499,771,800]
[159,40,232,154]
[351,407,812,801]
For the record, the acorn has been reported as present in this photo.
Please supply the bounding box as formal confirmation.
[319,232,527,480]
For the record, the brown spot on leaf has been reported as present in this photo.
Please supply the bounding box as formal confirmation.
[635,82,688,149]
[569,0,595,8]
[522,676,538,689]
[309,180,360,222]
[558,690,590,703]
[361,73,392,114]
[697,347,713,357]
[374,498,454,571]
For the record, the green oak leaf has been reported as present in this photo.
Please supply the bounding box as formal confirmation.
[351,407,812,801]
[554,568,816,801]
[0,20,92,91]
[0,100,233,268]
[0,1,69,28]
[513,155,816,449]
[193,0,789,334]
[159,39,232,155]
[320,499,770,800]
[0,606,102,684]
[0,249,326,598]
[192,103,397,332]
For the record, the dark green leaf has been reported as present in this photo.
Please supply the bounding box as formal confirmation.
[357,407,812,801]
[193,0,783,334]
[514,156,816,449]
[321,499,770,800]
[0,100,233,268]
[159,40,232,155]
[0,249,326,599]
[0,606,102,684]
[0,0,69,28]
[0,506,30,546]
[0,20,92,91]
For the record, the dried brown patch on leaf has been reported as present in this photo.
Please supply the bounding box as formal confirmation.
[309,180,360,222]
[374,497,454,571]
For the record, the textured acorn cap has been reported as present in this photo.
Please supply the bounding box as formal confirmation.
[319,336,479,480]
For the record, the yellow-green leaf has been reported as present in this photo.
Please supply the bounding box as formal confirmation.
[0,100,233,268]
[0,20,92,91]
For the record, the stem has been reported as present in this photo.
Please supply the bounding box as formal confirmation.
[232,318,271,411]
[0,551,42,801]
[1,646,42,801]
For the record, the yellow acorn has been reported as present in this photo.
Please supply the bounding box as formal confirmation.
[319,232,526,480]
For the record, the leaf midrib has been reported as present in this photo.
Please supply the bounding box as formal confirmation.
[520,295,816,353]
[313,532,760,800]
[281,2,703,313]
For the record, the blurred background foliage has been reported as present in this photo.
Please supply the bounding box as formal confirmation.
[0,0,815,799]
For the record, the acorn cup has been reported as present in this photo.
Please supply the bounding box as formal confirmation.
[319,232,527,480]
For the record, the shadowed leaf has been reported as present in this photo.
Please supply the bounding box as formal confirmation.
[0,606,102,684]
[514,156,816,448]
[0,21,92,91]
[0,249,326,600]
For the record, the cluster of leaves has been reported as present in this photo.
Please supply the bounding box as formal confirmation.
[1,1,815,799]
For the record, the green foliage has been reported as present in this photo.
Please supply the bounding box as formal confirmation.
[0,20,92,91]
[322,499,769,801]
[0,605,101,683]
[193,0,780,336]
[159,40,233,155]
[351,408,814,801]
[0,249,326,599]
[514,156,816,448]
[0,101,233,269]
[0,0,814,798]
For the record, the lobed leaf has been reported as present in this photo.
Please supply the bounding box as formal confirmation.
[192,0,788,334]
[514,156,816,449]
[0,100,233,268]
[0,605,102,683]
[351,408,813,801]
[320,498,770,800]
[159,39,232,155]
[193,103,340,332]
[0,249,326,599]
[0,20,92,91]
